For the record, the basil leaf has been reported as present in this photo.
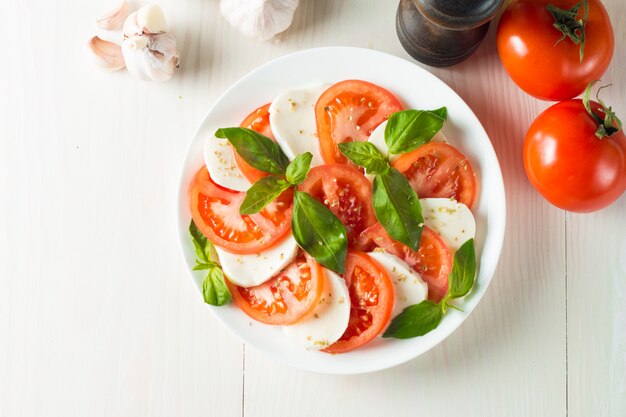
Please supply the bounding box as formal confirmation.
[338,142,390,175]
[194,260,221,271]
[383,300,444,339]
[189,220,211,262]
[202,267,232,306]
[215,127,289,174]
[372,168,423,250]
[240,176,291,215]
[189,220,230,306]
[429,107,448,120]
[448,238,476,299]
[286,152,313,185]
[385,108,447,155]
[291,190,347,273]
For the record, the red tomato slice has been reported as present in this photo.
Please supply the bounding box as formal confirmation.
[356,223,452,302]
[323,250,394,354]
[299,164,376,245]
[392,142,477,207]
[188,166,292,254]
[225,254,324,325]
[234,103,275,183]
[315,80,403,164]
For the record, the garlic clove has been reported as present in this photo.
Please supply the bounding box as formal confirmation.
[220,0,300,41]
[87,36,125,71]
[122,33,179,82]
[123,4,169,37]
[95,0,129,30]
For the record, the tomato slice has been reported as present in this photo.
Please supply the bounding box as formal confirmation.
[299,164,376,245]
[315,80,403,164]
[392,142,477,207]
[356,223,452,302]
[323,250,394,354]
[188,166,292,254]
[225,254,324,325]
[234,103,275,183]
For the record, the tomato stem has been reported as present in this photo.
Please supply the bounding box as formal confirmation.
[546,0,588,62]
[583,82,623,139]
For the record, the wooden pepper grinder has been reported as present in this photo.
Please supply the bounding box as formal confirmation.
[396,0,503,67]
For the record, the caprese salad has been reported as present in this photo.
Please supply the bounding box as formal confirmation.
[188,79,478,353]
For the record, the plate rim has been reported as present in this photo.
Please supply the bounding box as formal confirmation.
[175,46,506,375]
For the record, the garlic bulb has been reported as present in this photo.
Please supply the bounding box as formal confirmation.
[96,0,128,30]
[122,33,179,82]
[220,0,300,41]
[121,4,179,82]
[123,4,169,36]
[87,36,125,71]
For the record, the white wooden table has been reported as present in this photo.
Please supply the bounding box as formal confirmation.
[1,1,624,416]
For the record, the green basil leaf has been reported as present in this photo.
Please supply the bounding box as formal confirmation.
[202,267,232,306]
[372,168,423,250]
[385,108,447,155]
[193,263,210,271]
[429,107,448,120]
[240,176,291,215]
[189,220,211,262]
[291,190,347,274]
[338,142,390,175]
[383,300,444,339]
[286,152,313,185]
[448,238,476,299]
[215,127,289,174]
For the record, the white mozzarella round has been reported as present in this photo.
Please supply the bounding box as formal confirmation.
[367,251,428,318]
[203,131,251,192]
[216,235,298,287]
[268,85,328,167]
[420,198,476,252]
[368,120,449,164]
[283,269,350,351]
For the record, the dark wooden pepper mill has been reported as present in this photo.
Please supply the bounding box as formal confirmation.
[396,0,503,67]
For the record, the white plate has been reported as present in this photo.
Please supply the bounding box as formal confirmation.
[176,47,506,375]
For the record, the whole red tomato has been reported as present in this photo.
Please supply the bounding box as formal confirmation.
[524,97,626,212]
[497,0,614,101]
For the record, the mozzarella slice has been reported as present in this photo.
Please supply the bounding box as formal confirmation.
[216,235,298,287]
[420,198,476,252]
[283,269,350,350]
[269,85,328,167]
[204,131,250,192]
[368,120,449,163]
[368,120,395,161]
[367,251,428,318]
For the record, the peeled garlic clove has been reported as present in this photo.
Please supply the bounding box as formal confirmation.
[123,4,169,37]
[87,36,125,71]
[96,0,129,30]
[122,33,179,82]
[220,0,299,41]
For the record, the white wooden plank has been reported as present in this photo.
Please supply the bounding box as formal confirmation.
[568,2,626,414]
[0,1,243,416]
[567,199,626,417]
[243,2,567,416]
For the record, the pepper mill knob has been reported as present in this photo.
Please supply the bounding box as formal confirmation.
[396,0,503,67]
